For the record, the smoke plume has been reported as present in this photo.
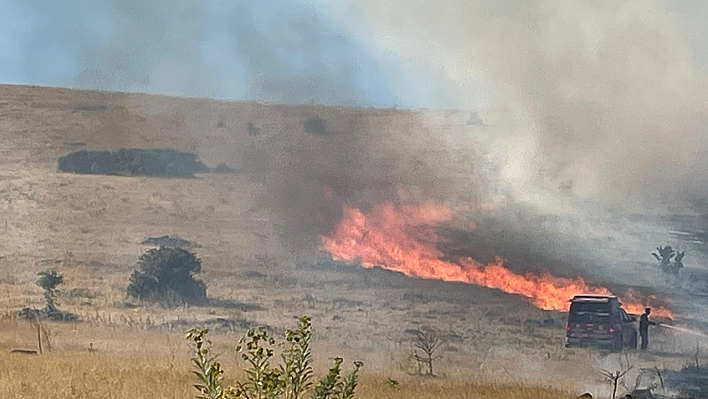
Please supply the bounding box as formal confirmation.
[244,108,491,255]
[346,0,708,207]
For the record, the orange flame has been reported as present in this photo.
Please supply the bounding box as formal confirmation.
[321,202,673,318]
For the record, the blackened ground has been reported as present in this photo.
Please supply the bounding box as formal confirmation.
[434,205,683,299]
[660,366,708,397]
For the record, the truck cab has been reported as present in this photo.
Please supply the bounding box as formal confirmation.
[565,294,638,351]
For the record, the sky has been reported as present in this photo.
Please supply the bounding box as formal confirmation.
[0,0,461,109]
[1,1,707,112]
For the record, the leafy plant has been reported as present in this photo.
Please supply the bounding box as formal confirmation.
[280,317,314,399]
[313,357,362,399]
[128,247,207,306]
[186,316,363,399]
[186,328,235,399]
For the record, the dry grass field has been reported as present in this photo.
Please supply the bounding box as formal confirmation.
[0,347,574,399]
[0,315,580,399]
[0,83,703,398]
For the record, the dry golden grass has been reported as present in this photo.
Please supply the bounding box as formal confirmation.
[0,313,577,399]
[0,350,574,399]
[0,315,584,398]
[0,351,191,398]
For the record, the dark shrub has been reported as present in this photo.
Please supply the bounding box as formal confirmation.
[58,148,209,178]
[304,116,326,135]
[127,247,207,306]
[247,122,260,136]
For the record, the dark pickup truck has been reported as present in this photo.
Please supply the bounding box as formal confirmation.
[565,294,638,351]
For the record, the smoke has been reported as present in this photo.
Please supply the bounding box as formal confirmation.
[0,0,402,107]
[344,0,708,207]
[290,0,708,297]
[244,109,491,255]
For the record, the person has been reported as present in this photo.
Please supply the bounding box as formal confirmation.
[639,307,657,351]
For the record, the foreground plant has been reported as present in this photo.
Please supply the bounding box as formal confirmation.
[187,316,363,399]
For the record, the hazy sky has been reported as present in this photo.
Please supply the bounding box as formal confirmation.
[0,0,455,108]
[2,1,706,112]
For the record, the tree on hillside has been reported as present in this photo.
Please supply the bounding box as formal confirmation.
[127,247,207,306]
[18,269,75,322]
[36,270,64,313]
[412,328,443,376]
[651,245,685,275]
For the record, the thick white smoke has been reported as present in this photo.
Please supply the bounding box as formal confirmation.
[343,0,708,208]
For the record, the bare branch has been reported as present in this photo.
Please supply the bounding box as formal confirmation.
[411,328,444,376]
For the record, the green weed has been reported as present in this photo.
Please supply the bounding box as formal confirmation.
[187,316,363,399]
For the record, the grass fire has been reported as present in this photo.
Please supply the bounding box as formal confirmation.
[321,202,673,318]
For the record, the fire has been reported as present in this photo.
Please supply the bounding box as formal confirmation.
[321,202,673,318]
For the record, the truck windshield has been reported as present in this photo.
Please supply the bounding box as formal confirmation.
[569,302,611,323]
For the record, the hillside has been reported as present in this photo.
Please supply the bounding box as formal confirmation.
[0,83,517,348]
[0,84,702,397]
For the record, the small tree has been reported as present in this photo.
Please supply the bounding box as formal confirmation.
[412,329,443,376]
[36,270,63,313]
[651,245,685,274]
[601,367,633,399]
[127,247,207,306]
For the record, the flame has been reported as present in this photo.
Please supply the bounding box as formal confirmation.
[321,202,673,318]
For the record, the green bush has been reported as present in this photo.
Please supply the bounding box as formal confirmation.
[127,247,207,306]
[186,316,363,399]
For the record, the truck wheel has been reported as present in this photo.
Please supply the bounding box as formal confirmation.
[612,336,623,352]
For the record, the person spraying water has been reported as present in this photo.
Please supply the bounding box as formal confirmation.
[640,307,657,351]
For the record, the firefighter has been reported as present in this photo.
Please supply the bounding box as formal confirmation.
[639,307,657,351]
